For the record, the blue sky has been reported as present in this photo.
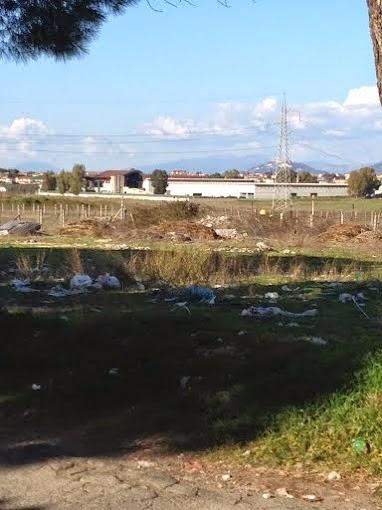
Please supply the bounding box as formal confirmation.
[0,0,380,171]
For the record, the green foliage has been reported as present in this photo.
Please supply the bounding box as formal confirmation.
[348,167,380,198]
[297,170,318,183]
[0,1,140,61]
[70,163,86,195]
[151,169,168,195]
[56,170,71,194]
[41,171,57,192]
[209,173,223,178]
[223,169,241,179]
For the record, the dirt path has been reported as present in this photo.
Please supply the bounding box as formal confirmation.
[0,452,380,510]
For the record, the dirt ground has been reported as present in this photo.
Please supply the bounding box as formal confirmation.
[0,447,380,510]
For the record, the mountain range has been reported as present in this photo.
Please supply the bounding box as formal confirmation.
[10,157,382,175]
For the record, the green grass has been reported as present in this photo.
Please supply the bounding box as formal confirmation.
[1,243,382,475]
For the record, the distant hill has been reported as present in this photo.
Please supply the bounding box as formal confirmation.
[249,160,319,174]
[371,161,382,172]
[15,161,58,172]
[142,153,270,173]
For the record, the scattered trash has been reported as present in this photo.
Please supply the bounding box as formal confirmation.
[242,450,251,457]
[241,306,318,318]
[137,460,156,469]
[221,474,231,482]
[256,241,272,252]
[180,376,191,391]
[352,437,371,454]
[31,384,41,391]
[262,493,274,500]
[302,494,323,502]
[183,285,216,305]
[222,294,236,300]
[303,336,328,346]
[47,285,85,297]
[340,291,365,304]
[11,278,35,293]
[0,219,41,236]
[327,471,341,482]
[352,295,370,319]
[328,282,343,288]
[275,487,294,499]
[286,322,300,328]
[96,274,121,289]
[237,330,247,336]
[70,274,93,290]
[264,292,279,300]
[108,368,119,376]
[214,228,248,240]
[170,302,191,316]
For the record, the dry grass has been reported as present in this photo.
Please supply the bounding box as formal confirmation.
[15,250,47,279]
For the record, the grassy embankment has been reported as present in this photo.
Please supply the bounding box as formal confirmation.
[0,241,381,476]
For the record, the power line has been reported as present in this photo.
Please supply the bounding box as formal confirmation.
[0,144,277,156]
[0,123,279,140]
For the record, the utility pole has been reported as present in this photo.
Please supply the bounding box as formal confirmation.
[272,95,293,211]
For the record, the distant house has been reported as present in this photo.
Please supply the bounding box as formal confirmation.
[86,169,144,194]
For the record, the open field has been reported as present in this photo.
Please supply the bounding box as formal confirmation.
[0,243,382,480]
[2,194,382,506]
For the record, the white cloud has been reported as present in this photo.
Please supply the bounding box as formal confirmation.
[1,117,49,138]
[142,85,382,166]
[145,116,198,137]
[343,86,379,107]
[82,136,97,155]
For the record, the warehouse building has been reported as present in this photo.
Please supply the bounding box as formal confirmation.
[143,177,348,199]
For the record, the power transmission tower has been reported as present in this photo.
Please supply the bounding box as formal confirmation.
[272,95,293,211]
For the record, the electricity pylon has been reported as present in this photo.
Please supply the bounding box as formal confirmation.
[272,95,293,211]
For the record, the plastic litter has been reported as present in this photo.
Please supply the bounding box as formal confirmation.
[180,376,191,390]
[264,292,279,300]
[339,292,366,304]
[47,285,85,297]
[96,274,121,289]
[170,302,191,316]
[352,437,371,454]
[241,306,318,318]
[302,494,322,502]
[11,278,35,293]
[70,274,93,289]
[352,295,370,319]
[275,488,294,499]
[303,336,328,346]
[327,471,341,481]
[108,368,119,376]
[31,384,41,391]
[183,285,216,305]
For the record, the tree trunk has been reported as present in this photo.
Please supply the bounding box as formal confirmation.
[368,0,382,104]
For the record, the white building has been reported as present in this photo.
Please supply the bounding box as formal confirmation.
[87,169,146,194]
[143,177,348,199]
